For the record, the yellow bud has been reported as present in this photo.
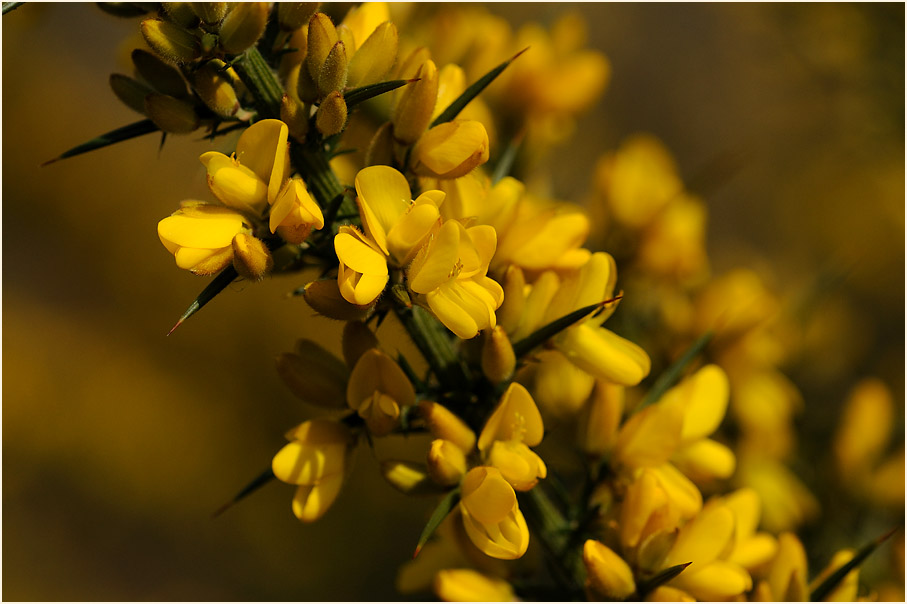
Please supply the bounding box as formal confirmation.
[218,2,269,55]
[486,440,547,491]
[280,94,309,142]
[380,461,442,496]
[412,120,490,180]
[834,378,894,478]
[231,233,273,281]
[275,339,348,409]
[364,121,395,167]
[480,326,515,384]
[347,21,398,88]
[418,400,476,453]
[295,60,320,104]
[161,2,199,28]
[583,540,636,600]
[427,439,467,486]
[109,74,152,114]
[434,569,517,602]
[315,90,347,136]
[317,41,348,98]
[194,60,240,118]
[392,59,438,145]
[140,19,200,64]
[131,49,189,98]
[144,93,199,133]
[278,2,319,31]
[579,380,625,457]
[306,12,339,81]
[190,2,227,25]
[302,279,370,321]
[341,321,379,369]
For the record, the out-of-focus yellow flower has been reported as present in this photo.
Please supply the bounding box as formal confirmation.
[411,120,490,180]
[766,532,809,601]
[834,378,894,480]
[334,225,389,306]
[583,539,636,600]
[346,348,415,436]
[434,569,517,602]
[459,466,529,560]
[809,549,860,602]
[407,219,502,339]
[200,119,291,214]
[736,457,820,534]
[694,268,779,339]
[427,439,468,486]
[355,165,444,265]
[271,418,354,522]
[269,177,325,244]
[578,380,625,457]
[722,488,778,571]
[157,202,249,275]
[419,400,477,453]
[646,586,695,602]
[636,193,710,284]
[392,58,439,145]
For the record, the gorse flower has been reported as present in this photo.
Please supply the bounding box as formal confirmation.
[458,466,529,560]
[157,202,250,275]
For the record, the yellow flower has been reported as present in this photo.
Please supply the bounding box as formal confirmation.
[459,466,529,560]
[407,219,503,339]
[722,488,778,571]
[834,378,894,480]
[334,225,389,306]
[157,202,250,275]
[485,440,547,491]
[766,532,809,601]
[271,419,354,522]
[411,120,490,180]
[427,439,468,486]
[478,383,544,452]
[200,119,290,214]
[434,569,516,602]
[355,165,444,265]
[346,348,415,436]
[269,177,325,244]
[583,539,636,600]
[419,400,477,453]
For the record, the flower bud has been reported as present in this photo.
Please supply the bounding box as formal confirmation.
[194,60,240,118]
[341,321,379,369]
[270,177,324,243]
[306,12,339,81]
[275,339,349,409]
[295,60,320,104]
[110,74,152,114]
[365,121,395,167]
[579,380,624,457]
[191,2,227,25]
[481,326,515,384]
[392,59,438,145]
[347,21,398,88]
[418,401,476,453]
[380,461,440,495]
[411,120,490,180]
[144,93,199,133]
[280,94,309,142]
[162,2,199,28]
[427,439,467,486]
[315,90,347,136]
[317,41,348,98]
[218,3,269,55]
[278,2,319,31]
[583,540,636,600]
[141,19,200,64]
[131,49,189,98]
[434,569,517,602]
[303,279,370,321]
[232,233,273,281]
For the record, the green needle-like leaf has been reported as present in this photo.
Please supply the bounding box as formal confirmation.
[413,487,460,558]
[810,529,897,602]
[212,467,276,518]
[635,562,693,598]
[2,2,24,15]
[43,119,159,166]
[631,330,713,413]
[344,79,415,109]
[491,129,525,184]
[430,47,528,128]
[167,265,239,336]
[512,296,622,360]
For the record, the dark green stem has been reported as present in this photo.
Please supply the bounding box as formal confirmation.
[232,46,283,119]
[394,305,469,391]
[522,486,586,596]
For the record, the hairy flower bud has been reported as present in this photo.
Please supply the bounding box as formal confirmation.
[315,90,347,136]
[232,233,273,281]
[481,326,515,384]
[280,94,309,142]
[194,60,240,118]
[306,12,339,81]
[218,3,269,55]
[190,2,227,25]
[317,41,348,98]
[278,2,319,31]
[141,19,200,64]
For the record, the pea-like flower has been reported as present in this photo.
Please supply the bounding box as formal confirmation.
[478,383,547,491]
[334,225,389,307]
[411,120,490,180]
[583,539,636,600]
[269,177,325,244]
[346,348,415,436]
[200,119,290,214]
[157,201,250,275]
[271,419,354,522]
[458,466,529,560]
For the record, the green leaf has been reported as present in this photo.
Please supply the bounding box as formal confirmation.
[631,330,713,413]
[512,296,622,360]
[413,487,460,558]
[344,78,414,109]
[42,119,159,166]
[810,529,897,602]
[635,562,693,598]
[430,47,528,128]
[167,265,239,336]
[212,467,275,518]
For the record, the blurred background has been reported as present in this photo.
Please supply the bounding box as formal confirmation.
[3,3,903,600]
